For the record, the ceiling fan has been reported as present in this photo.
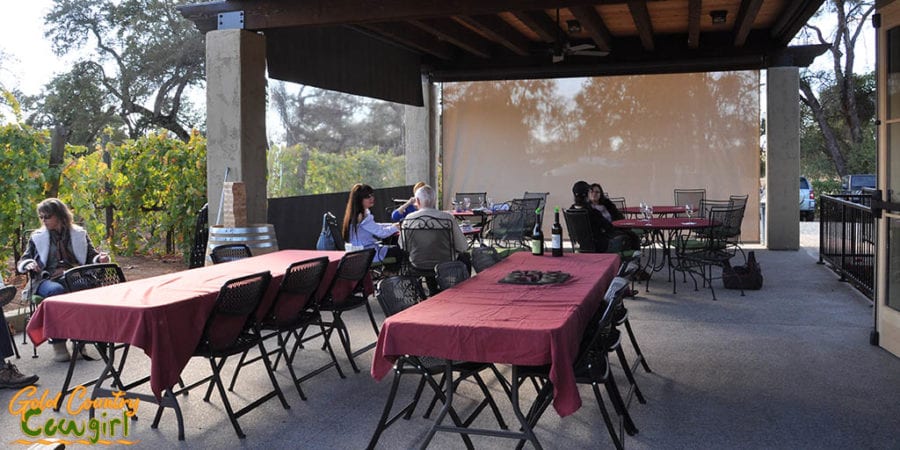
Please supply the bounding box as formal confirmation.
[550,9,609,63]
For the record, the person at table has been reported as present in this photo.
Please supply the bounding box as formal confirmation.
[17,198,110,362]
[343,183,403,263]
[400,184,471,277]
[0,279,39,389]
[391,181,426,222]
[570,181,640,253]
[588,182,641,250]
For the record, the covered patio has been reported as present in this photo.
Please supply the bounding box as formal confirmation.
[178,0,828,250]
[3,241,898,447]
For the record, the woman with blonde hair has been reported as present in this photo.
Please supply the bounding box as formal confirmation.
[17,198,109,361]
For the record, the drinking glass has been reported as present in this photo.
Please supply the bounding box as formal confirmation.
[452,201,459,212]
[463,197,471,211]
[685,204,694,218]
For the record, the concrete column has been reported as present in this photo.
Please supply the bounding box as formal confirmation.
[403,75,436,187]
[206,30,268,225]
[765,67,800,250]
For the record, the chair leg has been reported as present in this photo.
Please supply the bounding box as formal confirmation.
[207,357,247,439]
[364,300,380,336]
[227,349,252,391]
[331,312,360,373]
[592,382,625,450]
[257,339,291,410]
[367,365,407,450]
[614,345,646,404]
[624,319,652,373]
[276,332,307,401]
[604,372,639,436]
[54,341,83,412]
[204,358,227,402]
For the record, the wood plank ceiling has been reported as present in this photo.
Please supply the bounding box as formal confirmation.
[179,0,828,105]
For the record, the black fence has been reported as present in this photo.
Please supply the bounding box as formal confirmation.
[818,194,875,300]
[267,185,414,250]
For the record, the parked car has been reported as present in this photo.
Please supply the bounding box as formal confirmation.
[841,174,876,195]
[800,176,816,221]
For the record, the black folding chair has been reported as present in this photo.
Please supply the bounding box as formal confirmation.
[189,203,209,268]
[318,248,378,373]
[228,257,339,399]
[209,243,252,264]
[156,271,289,439]
[514,277,638,450]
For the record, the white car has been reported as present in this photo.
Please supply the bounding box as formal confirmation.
[800,176,816,221]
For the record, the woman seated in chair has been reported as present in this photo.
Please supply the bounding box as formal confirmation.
[343,183,403,263]
[17,198,110,362]
[571,181,640,252]
[587,183,641,250]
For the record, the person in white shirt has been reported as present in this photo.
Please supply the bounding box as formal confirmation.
[400,185,471,276]
[342,183,402,263]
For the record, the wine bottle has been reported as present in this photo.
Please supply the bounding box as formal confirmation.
[551,207,563,257]
[531,208,544,256]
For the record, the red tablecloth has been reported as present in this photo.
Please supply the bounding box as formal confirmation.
[621,205,686,216]
[27,250,371,399]
[612,217,712,230]
[371,251,620,417]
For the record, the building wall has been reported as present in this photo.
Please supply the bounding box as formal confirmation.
[441,71,761,240]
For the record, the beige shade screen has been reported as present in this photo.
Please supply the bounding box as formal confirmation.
[441,71,760,241]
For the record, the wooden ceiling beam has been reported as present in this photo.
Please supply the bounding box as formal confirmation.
[733,0,764,47]
[569,6,613,52]
[511,10,563,43]
[360,23,456,60]
[178,0,621,33]
[687,0,701,49]
[454,15,531,56]
[627,1,655,51]
[409,18,493,58]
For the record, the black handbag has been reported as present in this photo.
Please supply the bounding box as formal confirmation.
[722,251,763,290]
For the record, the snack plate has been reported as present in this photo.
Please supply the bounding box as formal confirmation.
[498,270,572,285]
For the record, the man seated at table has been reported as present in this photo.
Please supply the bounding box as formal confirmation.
[400,185,471,289]
[570,181,640,253]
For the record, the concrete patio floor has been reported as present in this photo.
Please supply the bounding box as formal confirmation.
[2,236,899,449]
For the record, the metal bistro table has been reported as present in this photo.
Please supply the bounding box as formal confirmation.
[613,217,712,291]
[372,251,620,448]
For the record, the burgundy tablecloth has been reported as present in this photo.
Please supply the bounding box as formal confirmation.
[612,217,712,230]
[27,250,371,399]
[621,205,686,216]
[371,252,620,417]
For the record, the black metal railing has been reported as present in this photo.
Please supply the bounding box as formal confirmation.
[818,194,875,300]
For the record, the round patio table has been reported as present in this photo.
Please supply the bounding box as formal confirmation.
[621,205,687,217]
[613,217,713,291]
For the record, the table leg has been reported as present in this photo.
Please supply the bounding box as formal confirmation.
[421,361,543,449]
[88,342,186,440]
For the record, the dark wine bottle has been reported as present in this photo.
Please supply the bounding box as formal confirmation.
[531,208,544,256]
[551,207,563,256]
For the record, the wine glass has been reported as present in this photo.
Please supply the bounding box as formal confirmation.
[452,200,459,212]
[463,197,471,211]
[646,205,653,218]
[685,204,694,218]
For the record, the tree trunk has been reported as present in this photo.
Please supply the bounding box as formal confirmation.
[800,81,848,177]
[45,125,69,198]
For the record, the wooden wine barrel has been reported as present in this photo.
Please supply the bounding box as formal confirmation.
[205,224,279,265]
